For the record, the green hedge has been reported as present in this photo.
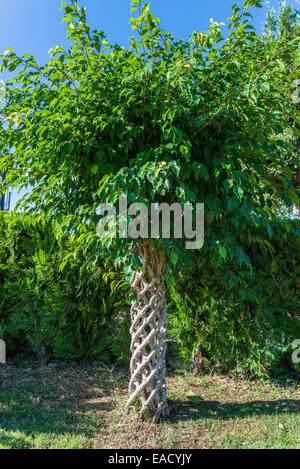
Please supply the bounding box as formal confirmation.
[0,211,299,378]
[0,212,129,362]
[167,219,300,377]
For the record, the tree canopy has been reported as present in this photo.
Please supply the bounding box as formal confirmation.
[0,0,299,279]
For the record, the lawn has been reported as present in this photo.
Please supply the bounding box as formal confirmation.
[0,358,299,449]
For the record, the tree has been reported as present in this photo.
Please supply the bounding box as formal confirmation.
[0,80,7,211]
[0,0,298,421]
[0,80,5,102]
[263,1,300,218]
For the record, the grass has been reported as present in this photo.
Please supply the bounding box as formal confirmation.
[0,358,299,449]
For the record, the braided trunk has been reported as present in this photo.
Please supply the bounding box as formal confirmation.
[126,243,169,423]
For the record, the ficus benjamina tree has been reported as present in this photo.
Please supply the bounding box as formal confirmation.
[0,0,299,421]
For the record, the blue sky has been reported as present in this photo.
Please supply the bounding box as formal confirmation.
[1,0,299,78]
[0,0,298,208]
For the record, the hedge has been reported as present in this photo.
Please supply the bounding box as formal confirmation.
[0,211,299,377]
[0,212,129,362]
[168,219,300,377]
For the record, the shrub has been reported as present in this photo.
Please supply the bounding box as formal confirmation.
[0,212,299,378]
[0,212,129,361]
[167,219,300,378]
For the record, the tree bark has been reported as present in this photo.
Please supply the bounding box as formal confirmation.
[126,242,169,423]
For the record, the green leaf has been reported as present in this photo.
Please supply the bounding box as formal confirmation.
[170,251,178,266]
[90,164,98,175]
[219,246,227,259]
[223,179,233,191]
[133,252,143,267]
[3,47,13,56]
[234,187,244,200]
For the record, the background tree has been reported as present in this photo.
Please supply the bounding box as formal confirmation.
[263,1,300,218]
[0,80,7,211]
[0,0,298,421]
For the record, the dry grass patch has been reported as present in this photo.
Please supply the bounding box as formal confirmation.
[0,359,299,449]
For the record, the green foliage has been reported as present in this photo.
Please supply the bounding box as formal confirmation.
[167,219,300,378]
[0,212,299,378]
[0,1,299,376]
[264,2,299,40]
[0,212,129,361]
[0,80,5,104]
[263,2,300,217]
[0,0,299,279]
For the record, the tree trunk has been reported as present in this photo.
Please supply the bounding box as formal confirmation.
[126,242,169,423]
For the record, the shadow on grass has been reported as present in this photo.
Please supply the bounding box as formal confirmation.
[169,398,300,422]
[0,384,115,442]
[1,362,299,445]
